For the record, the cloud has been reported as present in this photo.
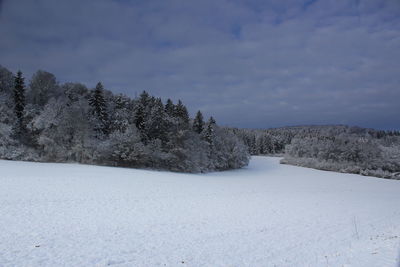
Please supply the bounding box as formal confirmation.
[0,0,399,129]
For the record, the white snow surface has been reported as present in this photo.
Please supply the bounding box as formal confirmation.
[1,156,399,267]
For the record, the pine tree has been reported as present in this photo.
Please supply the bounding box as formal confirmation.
[13,71,26,135]
[0,65,14,96]
[88,82,109,136]
[204,116,216,145]
[208,116,216,126]
[111,94,131,133]
[0,67,254,172]
[193,110,204,134]
[165,98,175,116]
[251,134,257,154]
[134,91,150,132]
[145,98,169,144]
[174,100,189,127]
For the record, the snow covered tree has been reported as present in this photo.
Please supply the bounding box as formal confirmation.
[97,125,146,167]
[13,71,26,137]
[164,98,175,116]
[166,130,209,172]
[110,94,132,133]
[0,66,253,173]
[63,82,89,105]
[28,70,59,107]
[202,116,217,168]
[0,65,14,96]
[0,66,15,125]
[33,96,92,162]
[0,67,17,157]
[212,128,250,170]
[204,116,216,145]
[88,82,109,137]
[193,110,204,134]
[134,91,151,132]
[144,97,169,144]
[174,100,189,128]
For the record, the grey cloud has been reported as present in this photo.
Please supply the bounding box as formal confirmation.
[0,0,399,129]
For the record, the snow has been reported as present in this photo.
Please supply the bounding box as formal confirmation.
[0,156,399,267]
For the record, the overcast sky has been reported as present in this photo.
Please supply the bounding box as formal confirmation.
[0,0,399,129]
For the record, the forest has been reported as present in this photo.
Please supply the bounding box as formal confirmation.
[232,126,400,179]
[0,65,249,172]
[1,64,399,178]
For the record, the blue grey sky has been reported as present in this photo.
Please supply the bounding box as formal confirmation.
[1,0,399,130]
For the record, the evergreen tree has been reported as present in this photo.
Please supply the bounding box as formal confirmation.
[174,100,189,127]
[251,134,257,154]
[0,66,15,125]
[111,94,131,133]
[13,71,26,135]
[144,97,169,144]
[88,82,109,136]
[139,90,151,106]
[165,98,175,116]
[193,110,204,134]
[0,65,14,96]
[204,116,216,146]
[0,66,252,173]
[134,91,151,131]
[209,116,216,125]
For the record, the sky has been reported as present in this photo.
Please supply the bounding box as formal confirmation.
[0,0,399,130]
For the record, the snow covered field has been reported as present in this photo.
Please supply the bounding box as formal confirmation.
[1,157,399,267]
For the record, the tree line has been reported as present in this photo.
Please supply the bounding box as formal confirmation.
[231,125,400,179]
[1,64,399,178]
[0,65,249,172]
